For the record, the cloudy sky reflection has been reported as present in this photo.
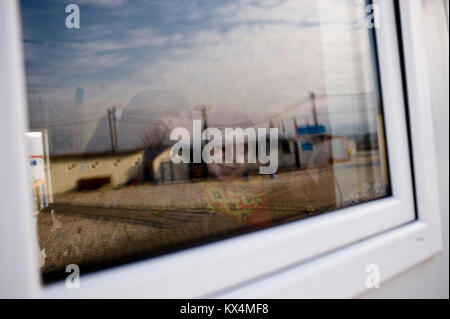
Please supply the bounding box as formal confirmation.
[21,0,381,154]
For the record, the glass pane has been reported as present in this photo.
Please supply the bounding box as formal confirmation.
[20,0,391,282]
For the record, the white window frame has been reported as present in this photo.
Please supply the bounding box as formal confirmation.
[0,0,442,298]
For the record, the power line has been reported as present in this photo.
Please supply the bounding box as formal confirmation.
[29,91,377,128]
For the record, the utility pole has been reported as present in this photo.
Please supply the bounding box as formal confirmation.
[108,107,118,153]
[310,92,318,126]
[293,117,299,135]
[193,105,211,179]
[269,118,275,129]
[194,105,211,131]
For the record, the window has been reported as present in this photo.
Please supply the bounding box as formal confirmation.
[18,0,411,284]
[3,0,443,299]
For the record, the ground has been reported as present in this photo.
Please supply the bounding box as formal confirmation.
[37,151,388,282]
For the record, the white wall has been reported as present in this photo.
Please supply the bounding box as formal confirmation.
[360,0,449,299]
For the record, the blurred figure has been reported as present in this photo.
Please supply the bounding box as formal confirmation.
[85,89,191,182]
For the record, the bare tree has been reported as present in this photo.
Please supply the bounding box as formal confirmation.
[138,125,170,182]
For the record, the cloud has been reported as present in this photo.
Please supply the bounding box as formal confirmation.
[51,0,127,7]
[24,0,380,143]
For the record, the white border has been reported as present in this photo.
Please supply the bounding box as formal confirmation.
[0,0,441,298]
[0,0,41,298]
[214,0,444,298]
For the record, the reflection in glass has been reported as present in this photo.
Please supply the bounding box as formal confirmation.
[21,0,390,282]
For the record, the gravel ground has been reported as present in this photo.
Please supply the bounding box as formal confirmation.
[38,152,388,282]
